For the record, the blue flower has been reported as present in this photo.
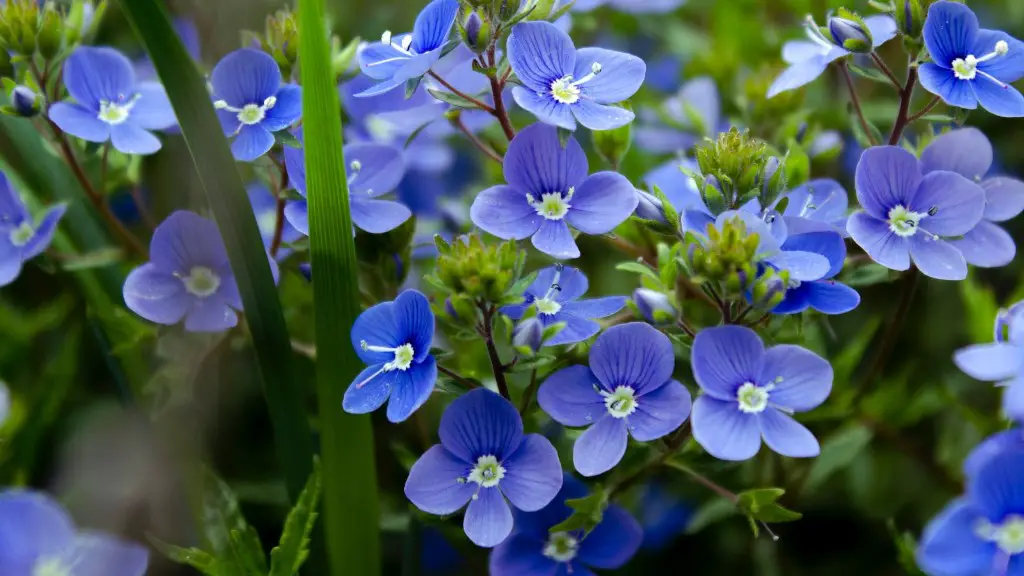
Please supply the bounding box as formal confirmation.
[49,46,176,155]
[921,128,1024,268]
[248,183,301,260]
[211,49,303,162]
[781,179,850,237]
[539,323,692,476]
[404,388,563,547]
[954,306,1024,422]
[0,380,8,427]
[919,1,1024,117]
[767,15,897,98]
[847,146,986,281]
[135,18,200,81]
[714,211,833,284]
[573,0,686,14]
[917,445,1024,575]
[691,325,832,461]
[284,130,410,235]
[0,489,148,575]
[470,124,638,260]
[964,428,1024,480]
[501,265,626,346]
[635,77,726,154]
[0,173,65,287]
[637,483,692,550]
[507,21,646,131]
[489,475,643,575]
[123,211,270,332]
[356,0,460,97]
[633,288,676,324]
[343,290,437,422]
[771,229,860,316]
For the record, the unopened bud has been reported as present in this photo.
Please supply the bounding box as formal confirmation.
[896,0,924,38]
[460,9,491,53]
[38,7,62,60]
[513,316,544,354]
[11,86,39,117]
[828,14,872,53]
[635,190,668,224]
[298,263,312,282]
[633,288,676,324]
[752,272,788,309]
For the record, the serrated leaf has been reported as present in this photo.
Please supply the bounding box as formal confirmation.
[150,538,224,576]
[202,470,266,572]
[548,489,608,536]
[230,527,268,576]
[269,461,323,576]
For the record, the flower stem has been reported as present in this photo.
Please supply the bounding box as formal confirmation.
[519,368,539,415]
[888,59,919,145]
[840,61,878,146]
[452,115,503,164]
[664,460,739,503]
[908,95,942,123]
[427,71,496,113]
[269,156,289,258]
[486,46,517,141]
[480,303,512,400]
[437,364,480,390]
[855,267,919,403]
[869,52,902,90]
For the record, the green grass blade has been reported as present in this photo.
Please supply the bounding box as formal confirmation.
[298,0,380,574]
[119,0,313,501]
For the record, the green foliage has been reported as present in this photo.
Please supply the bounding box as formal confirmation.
[548,487,609,536]
[593,102,634,168]
[269,460,323,576]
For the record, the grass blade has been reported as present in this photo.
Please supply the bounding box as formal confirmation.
[120,0,313,500]
[298,0,380,574]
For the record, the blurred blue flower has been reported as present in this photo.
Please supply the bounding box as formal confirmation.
[573,0,686,14]
[964,428,1024,480]
[0,380,8,427]
[284,130,410,235]
[781,179,850,237]
[470,124,638,260]
[398,151,477,217]
[954,305,1024,422]
[49,46,176,155]
[489,475,643,575]
[539,323,692,476]
[919,1,1024,117]
[421,527,462,575]
[768,15,897,98]
[0,490,148,575]
[997,301,1024,343]
[847,146,985,281]
[356,0,460,97]
[637,483,692,550]
[507,21,646,131]
[917,444,1024,574]
[691,325,832,461]
[636,77,726,154]
[248,183,301,260]
[501,265,627,346]
[405,388,563,547]
[134,17,200,81]
[921,128,1024,268]
[211,49,302,162]
[0,173,65,287]
[123,211,271,332]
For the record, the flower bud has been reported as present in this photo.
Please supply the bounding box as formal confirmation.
[513,316,544,355]
[828,14,873,53]
[896,0,924,38]
[11,86,39,117]
[493,0,522,22]
[752,271,789,309]
[633,288,676,324]
[37,7,63,60]
[459,8,492,53]
[635,190,668,224]
[760,156,786,207]
[996,301,1024,343]
[298,263,312,282]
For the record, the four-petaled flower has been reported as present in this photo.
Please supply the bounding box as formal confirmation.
[917,445,1024,575]
[690,325,832,461]
[123,211,268,333]
[211,49,303,162]
[501,265,626,346]
[920,127,1024,268]
[919,1,1024,118]
[488,475,643,575]
[343,290,437,423]
[0,490,148,575]
[954,301,1024,421]
[248,183,301,261]
[404,388,563,547]
[847,146,986,281]
[284,130,411,235]
[507,21,646,131]
[49,46,176,155]
[538,323,692,476]
[470,123,638,259]
[0,173,65,287]
[356,0,460,97]
[768,15,897,98]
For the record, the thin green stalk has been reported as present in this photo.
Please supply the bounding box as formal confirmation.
[298,0,380,574]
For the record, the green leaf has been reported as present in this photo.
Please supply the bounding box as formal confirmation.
[427,87,483,109]
[298,1,380,575]
[802,424,874,493]
[592,102,633,168]
[547,0,576,21]
[121,0,314,500]
[887,519,928,575]
[685,498,738,534]
[736,488,802,524]
[59,246,123,271]
[548,489,608,536]
[960,272,999,343]
[275,129,302,148]
[202,469,266,572]
[848,63,892,85]
[150,538,224,576]
[332,36,361,76]
[270,461,323,576]
[615,261,662,286]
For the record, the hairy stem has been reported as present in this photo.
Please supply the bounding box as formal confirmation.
[480,303,512,400]
[856,267,919,403]
[427,71,496,113]
[452,116,503,164]
[438,364,480,390]
[869,52,902,90]
[840,61,878,146]
[889,60,919,145]
[519,368,539,415]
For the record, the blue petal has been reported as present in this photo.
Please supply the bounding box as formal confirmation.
[464,487,513,548]
[772,283,812,315]
[488,533,558,576]
[573,47,645,103]
[691,396,761,461]
[953,342,1023,382]
[628,380,691,442]
[854,146,921,218]
[439,389,524,463]
[404,445,475,514]
[0,490,76,568]
[847,212,910,272]
[0,173,28,223]
[917,499,996,576]
[975,29,1024,83]
[63,46,135,109]
[918,63,978,109]
[284,200,309,236]
[920,127,993,180]
[231,125,275,162]
[149,211,230,273]
[768,250,831,282]
[504,123,588,197]
[512,86,576,130]
[261,84,302,132]
[122,263,190,326]
[766,57,830,99]
[565,172,637,234]
[359,41,413,80]
[781,231,846,279]
[923,1,978,68]
[0,240,23,287]
[644,159,704,213]
[757,345,832,412]
[110,124,161,155]
[351,299,402,365]
[507,21,576,93]
[560,296,627,320]
[346,143,406,197]
[908,235,967,280]
[669,76,720,136]
[343,364,396,414]
[982,177,1024,222]
[537,365,605,427]
[393,289,435,361]
[570,99,635,131]
[632,126,695,154]
[49,103,111,143]
[573,414,628,477]
[385,356,437,423]
[865,15,899,47]
[351,198,412,234]
[545,265,589,302]
[758,409,819,457]
[577,505,643,569]
[354,74,411,98]
[968,447,1024,521]
[130,82,176,131]
[952,220,1016,268]
[964,430,1024,479]
[60,533,149,576]
[210,48,281,108]
[411,0,460,54]
[589,323,674,396]
[22,203,67,261]
[500,434,562,512]
[691,325,763,400]
[184,295,238,332]
[544,313,600,345]
[532,220,579,259]
[470,185,542,240]
[781,40,826,64]
[805,281,861,315]
[971,78,1024,117]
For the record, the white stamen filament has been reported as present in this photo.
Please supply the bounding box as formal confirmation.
[214,95,278,133]
[527,190,573,220]
[952,41,1012,84]
[357,340,415,388]
[548,62,603,105]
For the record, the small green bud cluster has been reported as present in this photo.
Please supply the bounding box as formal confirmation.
[249,9,299,79]
[685,216,760,295]
[432,233,527,306]
[0,0,99,59]
[695,129,788,214]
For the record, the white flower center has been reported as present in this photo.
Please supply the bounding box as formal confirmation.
[976,514,1024,556]
[535,297,562,315]
[601,385,638,418]
[548,62,603,105]
[9,221,33,247]
[215,96,278,129]
[33,558,70,576]
[737,381,772,414]
[887,205,928,237]
[181,266,221,298]
[528,190,573,221]
[466,454,505,489]
[543,532,580,563]
[98,95,140,125]
[360,340,415,371]
[952,41,1010,83]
